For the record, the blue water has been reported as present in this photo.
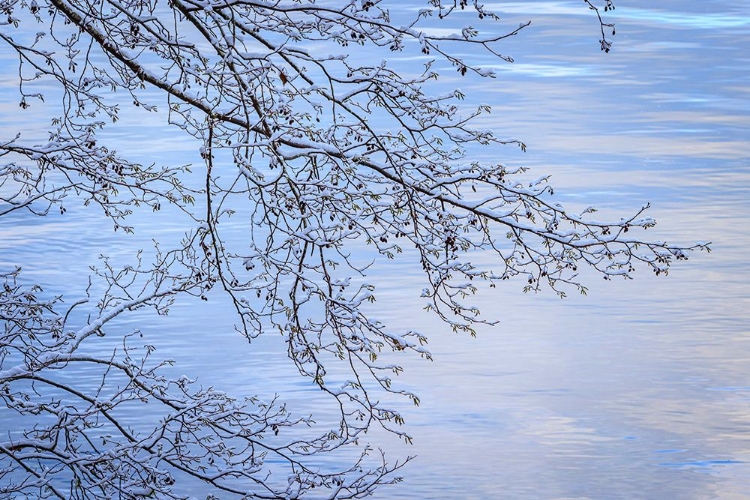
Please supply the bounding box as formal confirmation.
[2,1,749,499]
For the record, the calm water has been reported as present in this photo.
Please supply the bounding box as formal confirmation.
[2,1,750,499]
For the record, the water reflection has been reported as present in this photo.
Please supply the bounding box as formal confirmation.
[367,2,750,498]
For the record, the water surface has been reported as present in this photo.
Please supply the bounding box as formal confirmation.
[2,1,749,499]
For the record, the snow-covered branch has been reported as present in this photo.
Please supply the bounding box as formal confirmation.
[1,0,709,497]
